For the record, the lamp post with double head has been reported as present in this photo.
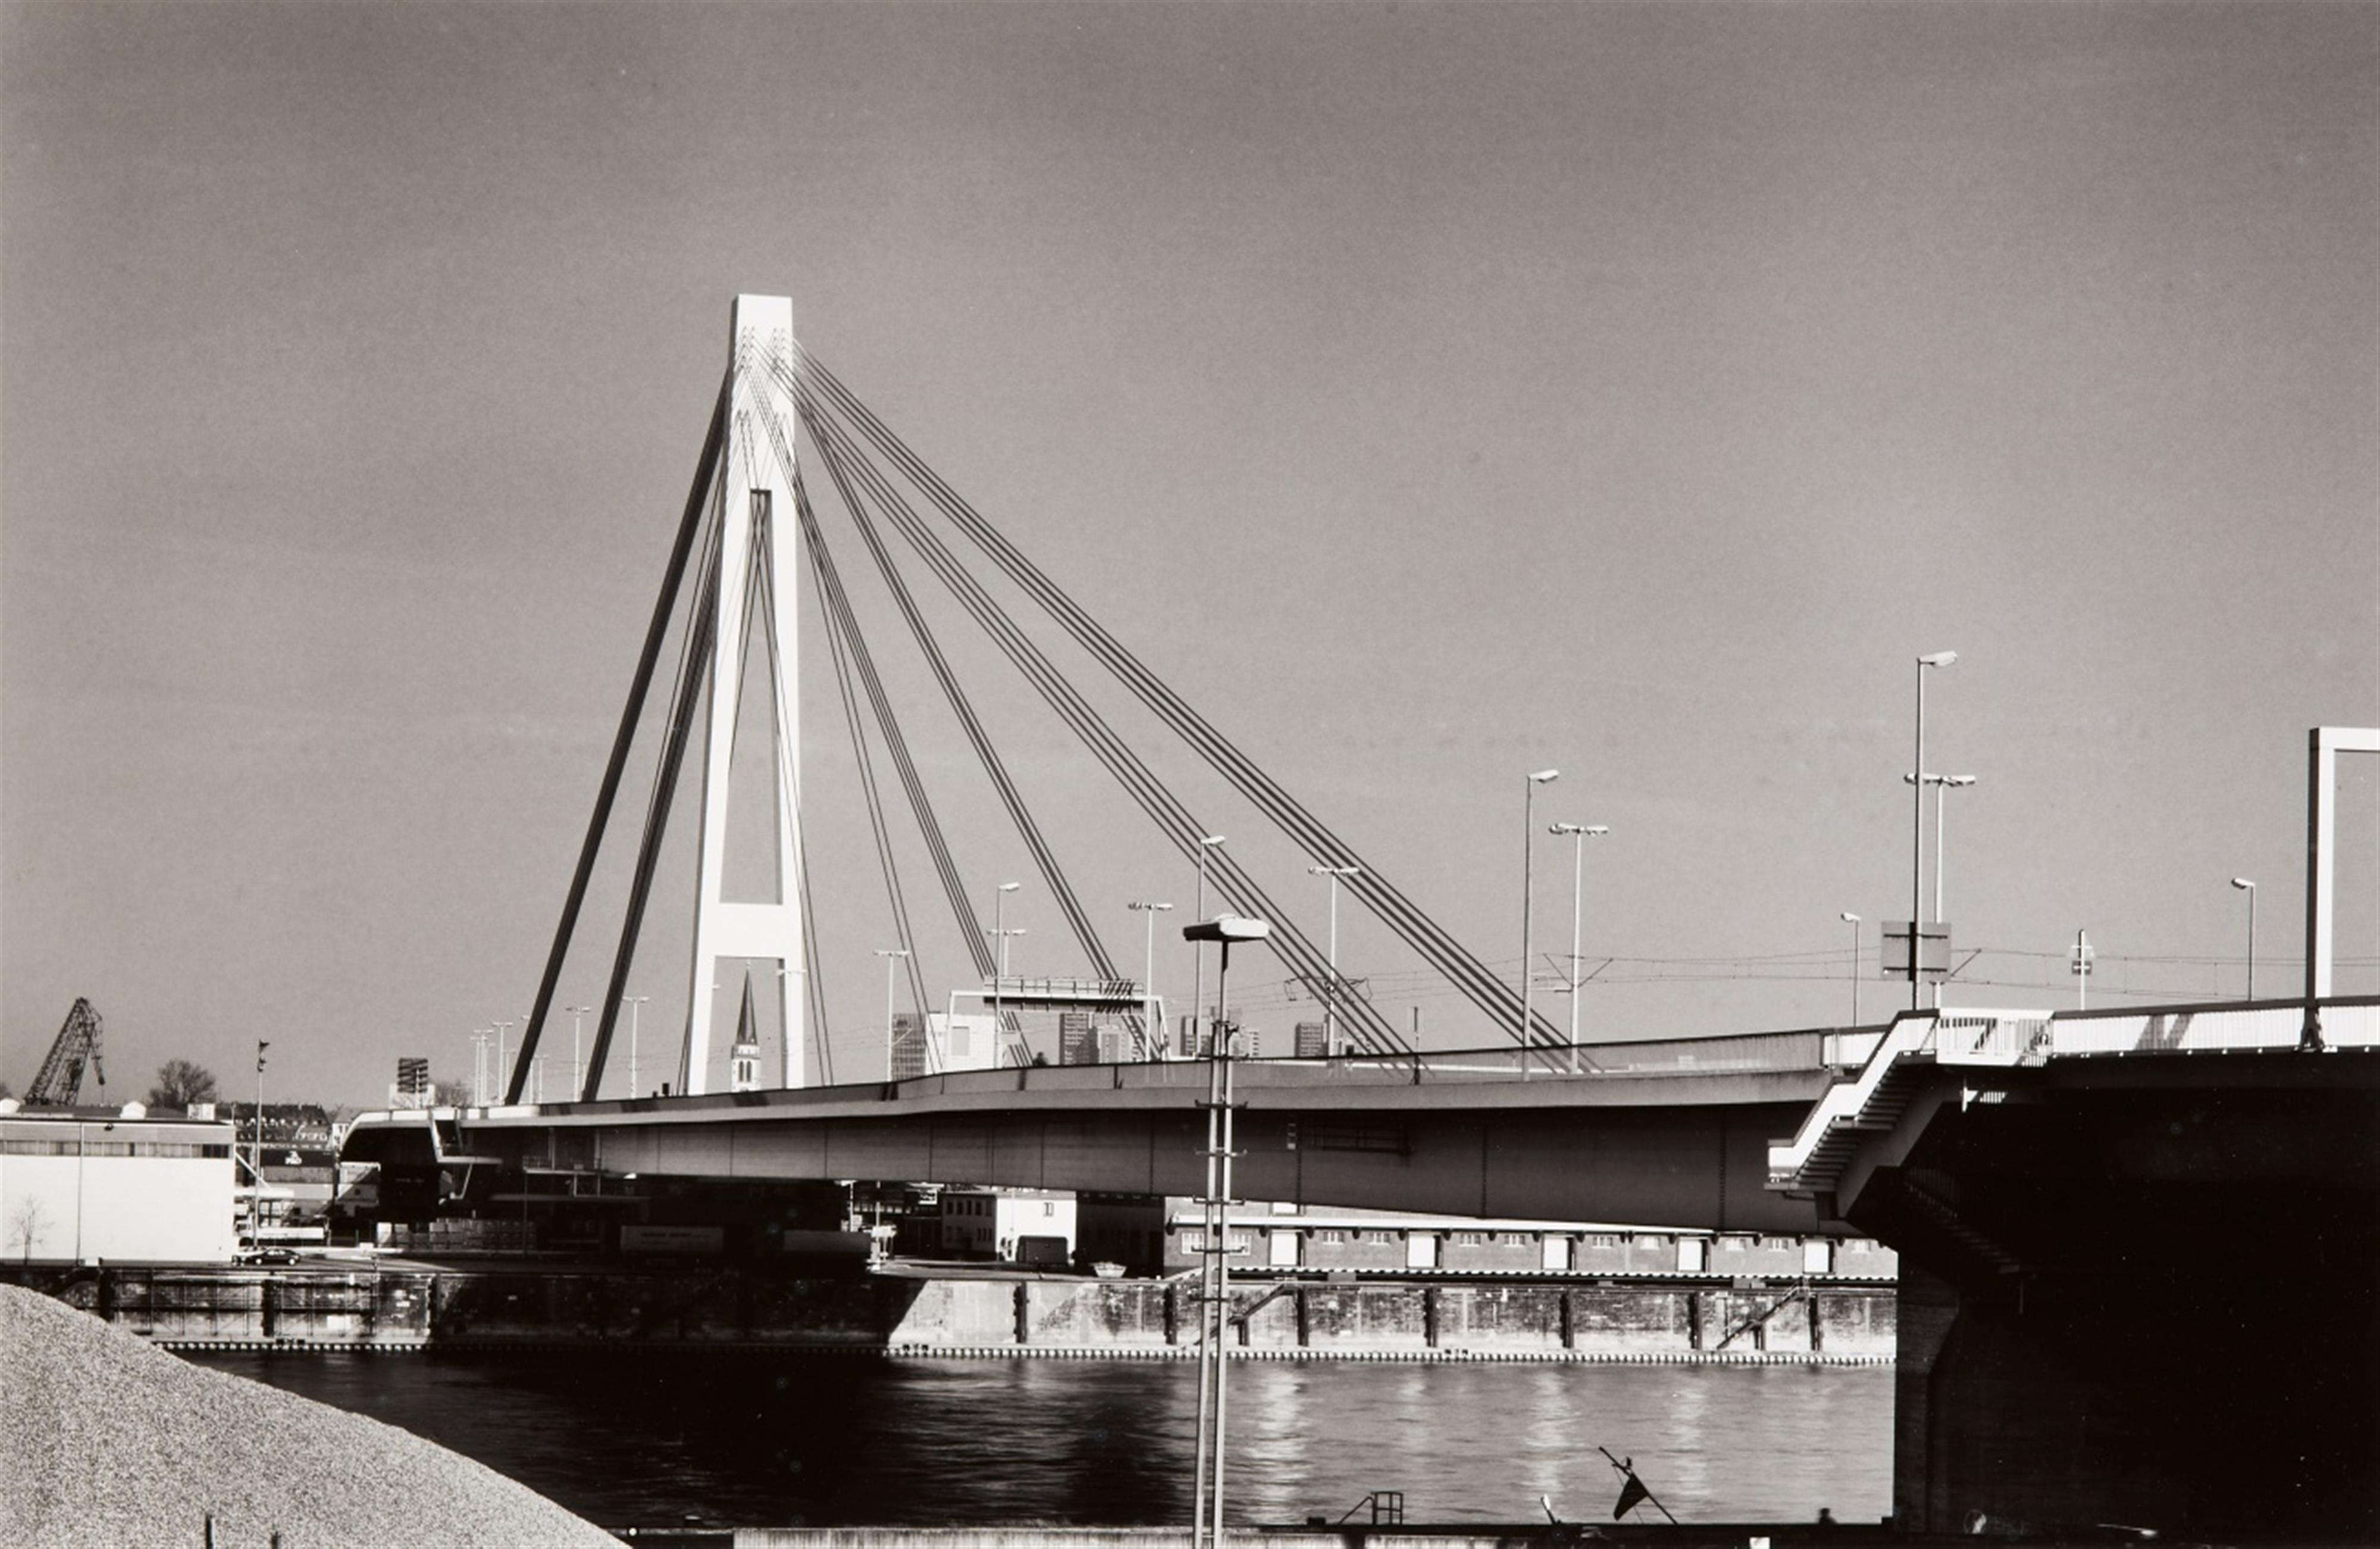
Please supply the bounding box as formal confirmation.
[1903,772,1978,926]
[991,882,1021,1061]
[1305,865,1360,1056]
[2231,878,2257,999]
[1520,771,1559,1048]
[1546,823,1608,1050]
[1128,901,1173,1057]
[1911,652,1956,1009]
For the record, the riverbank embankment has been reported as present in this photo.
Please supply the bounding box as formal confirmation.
[8,1262,1894,1363]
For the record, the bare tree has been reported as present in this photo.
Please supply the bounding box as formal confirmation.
[12,1197,46,1263]
[147,1059,220,1110]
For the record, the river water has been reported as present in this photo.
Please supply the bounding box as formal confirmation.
[189,1351,1892,1530]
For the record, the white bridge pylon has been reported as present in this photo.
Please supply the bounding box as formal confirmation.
[510,294,808,1106]
[682,294,806,1096]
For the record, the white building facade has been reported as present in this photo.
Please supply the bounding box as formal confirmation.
[0,1104,238,1264]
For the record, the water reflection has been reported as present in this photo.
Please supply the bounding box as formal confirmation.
[185,1351,1890,1528]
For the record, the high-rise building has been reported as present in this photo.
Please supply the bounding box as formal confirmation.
[890,1013,927,1080]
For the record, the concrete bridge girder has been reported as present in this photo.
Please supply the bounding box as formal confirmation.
[447,1076,1835,1235]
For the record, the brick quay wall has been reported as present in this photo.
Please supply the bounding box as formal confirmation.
[2,1265,1896,1365]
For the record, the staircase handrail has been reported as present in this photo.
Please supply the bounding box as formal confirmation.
[1765,1010,1939,1188]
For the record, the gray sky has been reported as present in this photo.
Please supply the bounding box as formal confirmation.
[5,2,2375,1105]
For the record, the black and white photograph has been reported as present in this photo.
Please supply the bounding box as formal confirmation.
[3,3,2375,1545]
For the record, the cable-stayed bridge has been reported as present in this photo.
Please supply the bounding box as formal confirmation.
[345,298,2379,1538]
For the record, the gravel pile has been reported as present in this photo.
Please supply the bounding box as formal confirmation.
[1,1284,618,1548]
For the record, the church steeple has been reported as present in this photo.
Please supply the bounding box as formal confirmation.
[729,969,762,1093]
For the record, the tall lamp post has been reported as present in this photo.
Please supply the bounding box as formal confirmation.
[491,1019,514,1103]
[1520,771,1559,1048]
[874,949,910,1080]
[991,881,1021,1062]
[1128,901,1174,1057]
[1910,652,1957,1009]
[565,1006,594,1100]
[1182,913,1270,1549]
[2231,878,2257,1000]
[1306,865,1361,1056]
[1904,772,1978,926]
[1546,823,1608,1050]
[1841,912,1862,1026]
[252,1040,271,1245]
[624,995,649,1099]
[1189,835,1225,1053]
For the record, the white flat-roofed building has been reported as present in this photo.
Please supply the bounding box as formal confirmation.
[938,1185,1077,1263]
[0,1101,238,1264]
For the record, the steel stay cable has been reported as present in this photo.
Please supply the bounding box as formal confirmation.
[787,351,1549,1046]
[584,475,729,1101]
[793,387,1407,1052]
[797,395,1408,1056]
[798,395,1408,1054]
[788,471,995,987]
[800,403,1122,986]
[741,495,836,1088]
[518,371,726,1104]
[793,471,934,1052]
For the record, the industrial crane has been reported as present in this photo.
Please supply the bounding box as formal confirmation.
[24,997,105,1106]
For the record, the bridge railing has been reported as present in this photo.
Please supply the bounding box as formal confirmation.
[1768,997,2380,1195]
[892,1026,1846,1101]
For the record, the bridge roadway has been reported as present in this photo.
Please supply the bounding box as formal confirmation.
[350,1027,1868,1235]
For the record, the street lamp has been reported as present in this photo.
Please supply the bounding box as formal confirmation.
[624,995,649,1099]
[992,882,1022,1062]
[2231,878,2257,999]
[774,964,803,1088]
[1903,772,1978,927]
[1189,835,1225,1053]
[1128,901,1175,1058]
[874,949,910,1080]
[491,1018,515,1102]
[1520,771,1559,1046]
[252,1040,270,1243]
[1910,652,1956,1009]
[1841,913,1862,1025]
[1307,865,1361,1056]
[1181,912,1270,1549]
[1546,824,1608,1049]
[565,1006,594,1101]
